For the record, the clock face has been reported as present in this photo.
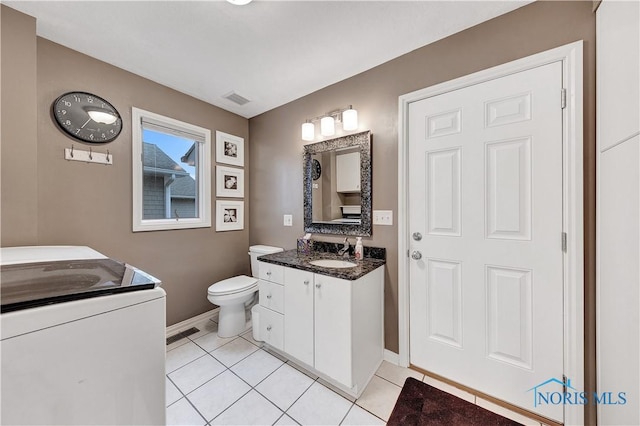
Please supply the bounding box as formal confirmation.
[52,92,122,143]
[312,159,322,180]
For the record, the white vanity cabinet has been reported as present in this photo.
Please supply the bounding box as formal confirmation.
[335,151,361,193]
[258,260,384,397]
[256,263,285,350]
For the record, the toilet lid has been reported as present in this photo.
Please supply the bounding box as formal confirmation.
[208,275,258,296]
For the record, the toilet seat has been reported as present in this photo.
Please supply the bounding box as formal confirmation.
[208,275,258,297]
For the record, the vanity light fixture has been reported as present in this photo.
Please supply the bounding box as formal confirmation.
[301,105,358,141]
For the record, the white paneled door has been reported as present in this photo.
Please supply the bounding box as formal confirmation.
[408,62,564,422]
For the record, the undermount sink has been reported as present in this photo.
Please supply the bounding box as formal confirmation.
[309,259,357,269]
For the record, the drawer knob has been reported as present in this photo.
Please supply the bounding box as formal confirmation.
[303,280,310,285]
[316,283,322,289]
[267,325,272,331]
[266,294,272,299]
[266,271,272,276]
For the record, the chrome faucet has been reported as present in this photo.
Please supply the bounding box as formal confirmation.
[338,237,351,257]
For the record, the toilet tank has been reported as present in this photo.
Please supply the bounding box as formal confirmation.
[248,245,283,277]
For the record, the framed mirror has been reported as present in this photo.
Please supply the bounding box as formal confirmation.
[303,131,372,236]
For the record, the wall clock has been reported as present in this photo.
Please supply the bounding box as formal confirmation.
[312,158,322,180]
[52,91,122,143]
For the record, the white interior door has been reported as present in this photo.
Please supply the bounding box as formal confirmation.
[408,61,564,422]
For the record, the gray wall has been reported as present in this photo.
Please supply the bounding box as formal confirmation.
[248,1,596,422]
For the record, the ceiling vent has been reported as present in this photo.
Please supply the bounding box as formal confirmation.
[223,91,251,106]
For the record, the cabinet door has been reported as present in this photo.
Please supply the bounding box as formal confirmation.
[258,306,284,351]
[336,152,361,193]
[314,274,352,387]
[284,268,314,366]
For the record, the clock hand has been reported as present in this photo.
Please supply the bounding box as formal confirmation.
[80,118,92,129]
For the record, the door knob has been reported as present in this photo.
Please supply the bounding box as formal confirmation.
[412,232,422,241]
[411,251,422,260]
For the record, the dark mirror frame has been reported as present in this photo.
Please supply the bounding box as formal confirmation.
[303,130,372,236]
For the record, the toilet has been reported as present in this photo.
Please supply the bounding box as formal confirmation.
[207,245,283,338]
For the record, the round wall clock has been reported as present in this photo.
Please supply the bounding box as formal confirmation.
[52,91,122,143]
[312,159,322,180]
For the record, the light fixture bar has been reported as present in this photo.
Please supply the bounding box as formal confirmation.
[301,105,358,141]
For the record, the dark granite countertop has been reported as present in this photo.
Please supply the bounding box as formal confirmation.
[257,249,386,281]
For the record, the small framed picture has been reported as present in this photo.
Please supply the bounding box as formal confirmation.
[216,131,244,167]
[216,166,244,198]
[216,200,244,231]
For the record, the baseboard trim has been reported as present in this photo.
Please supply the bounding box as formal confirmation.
[166,308,219,337]
[383,349,400,365]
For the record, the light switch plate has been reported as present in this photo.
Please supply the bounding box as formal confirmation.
[373,210,393,225]
[283,214,293,226]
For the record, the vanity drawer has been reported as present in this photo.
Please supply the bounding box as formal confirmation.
[258,262,284,284]
[257,306,284,351]
[259,280,284,314]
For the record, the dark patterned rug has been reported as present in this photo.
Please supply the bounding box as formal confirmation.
[387,377,523,426]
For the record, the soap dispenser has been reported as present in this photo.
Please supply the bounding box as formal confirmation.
[355,237,363,261]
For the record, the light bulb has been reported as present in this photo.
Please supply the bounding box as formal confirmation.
[302,122,315,141]
[320,116,335,137]
[342,108,358,131]
[226,0,252,5]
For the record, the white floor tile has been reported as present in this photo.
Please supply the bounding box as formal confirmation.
[274,414,299,425]
[210,390,283,425]
[187,370,251,422]
[186,318,219,340]
[166,337,191,351]
[255,363,314,411]
[341,404,385,425]
[168,354,226,394]
[288,382,353,425]
[166,398,206,426]
[475,397,541,426]
[211,336,259,367]
[230,349,285,386]
[355,375,401,421]
[375,360,424,387]
[241,329,263,347]
[166,377,183,407]
[422,375,475,404]
[166,341,208,373]
[192,329,235,353]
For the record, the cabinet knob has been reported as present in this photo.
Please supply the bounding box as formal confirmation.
[266,325,272,331]
[303,280,310,285]
[315,283,322,289]
[266,271,272,276]
[266,294,272,299]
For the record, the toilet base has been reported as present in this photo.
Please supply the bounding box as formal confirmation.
[217,303,248,338]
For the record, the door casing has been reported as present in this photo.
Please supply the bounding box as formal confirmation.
[397,41,584,425]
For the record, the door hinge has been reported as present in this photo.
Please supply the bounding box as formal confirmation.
[562,374,568,393]
[562,232,568,252]
[561,88,567,109]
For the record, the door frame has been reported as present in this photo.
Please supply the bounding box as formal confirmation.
[397,41,584,425]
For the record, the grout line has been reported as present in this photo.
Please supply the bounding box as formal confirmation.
[338,402,356,425]
[166,375,209,425]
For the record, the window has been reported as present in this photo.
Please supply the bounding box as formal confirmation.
[132,107,211,232]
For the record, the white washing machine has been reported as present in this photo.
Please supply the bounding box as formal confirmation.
[0,246,166,425]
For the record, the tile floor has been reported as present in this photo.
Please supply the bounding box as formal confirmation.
[166,316,543,426]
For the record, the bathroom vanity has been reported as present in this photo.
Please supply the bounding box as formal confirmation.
[255,248,385,398]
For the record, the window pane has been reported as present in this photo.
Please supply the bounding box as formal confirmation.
[142,128,198,220]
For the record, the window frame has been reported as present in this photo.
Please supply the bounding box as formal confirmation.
[132,107,211,232]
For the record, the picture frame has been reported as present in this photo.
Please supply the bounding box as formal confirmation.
[215,200,244,231]
[216,131,244,167]
[216,165,244,198]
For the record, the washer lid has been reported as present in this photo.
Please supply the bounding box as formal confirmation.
[249,245,283,255]
[208,275,258,296]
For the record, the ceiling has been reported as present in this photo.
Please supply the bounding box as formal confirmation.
[4,0,531,118]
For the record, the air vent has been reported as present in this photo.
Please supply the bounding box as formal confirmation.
[223,91,251,106]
